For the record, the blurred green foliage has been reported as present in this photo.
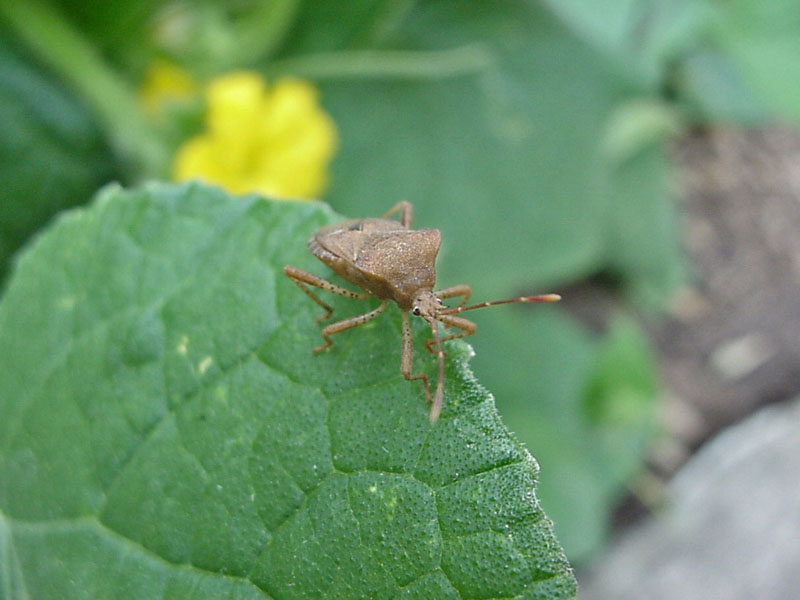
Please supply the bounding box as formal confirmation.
[1,0,796,565]
[0,32,117,285]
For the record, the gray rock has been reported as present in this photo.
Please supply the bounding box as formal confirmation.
[579,398,800,600]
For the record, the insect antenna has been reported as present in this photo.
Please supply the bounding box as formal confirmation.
[429,319,446,423]
[440,293,561,315]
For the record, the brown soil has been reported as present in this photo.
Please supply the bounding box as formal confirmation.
[657,127,800,458]
[563,126,800,503]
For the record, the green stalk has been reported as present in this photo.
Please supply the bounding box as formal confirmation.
[350,0,417,48]
[232,0,301,65]
[265,43,494,81]
[0,0,168,178]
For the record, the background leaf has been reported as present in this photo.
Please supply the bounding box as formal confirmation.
[0,182,576,599]
[710,0,800,121]
[0,31,117,284]
[540,0,715,85]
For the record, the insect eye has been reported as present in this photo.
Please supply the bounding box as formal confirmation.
[412,307,421,316]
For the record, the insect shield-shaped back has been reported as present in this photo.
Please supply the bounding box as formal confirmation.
[313,221,441,310]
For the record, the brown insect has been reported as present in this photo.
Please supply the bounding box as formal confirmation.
[284,202,560,422]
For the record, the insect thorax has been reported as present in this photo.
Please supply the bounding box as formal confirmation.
[313,227,441,309]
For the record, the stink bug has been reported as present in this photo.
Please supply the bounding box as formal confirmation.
[284,202,560,422]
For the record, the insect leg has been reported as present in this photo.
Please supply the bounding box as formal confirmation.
[315,300,389,353]
[425,314,476,353]
[400,310,431,404]
[381,201,413,228]
[284,265,370,322]
[428,319,446,423]
[434,284,471,308]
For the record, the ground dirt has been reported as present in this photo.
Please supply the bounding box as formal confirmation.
[563,126,800,523]
[657,127,800,458]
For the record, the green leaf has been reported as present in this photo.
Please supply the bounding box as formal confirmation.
[0,32,116,283]
[602,144,686,306]
[279,0,388,54]
[600,99,684,164]
[46,0,163,65]
[711,0,800,121]
[676,49,769,123]
[0,182,576,599]
[540,0,715,87]
[582,316,659,428]
[471,311,659,561]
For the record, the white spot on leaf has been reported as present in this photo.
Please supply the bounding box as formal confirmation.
[57,296,76,310]
[198,356,213,375]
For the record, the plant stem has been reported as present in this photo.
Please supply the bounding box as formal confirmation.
[233,0,301,64]
[265,43,494,81]
[0,0,168,178]
[349,0,417,48]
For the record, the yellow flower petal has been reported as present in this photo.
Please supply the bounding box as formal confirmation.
[139,59,197,115]
[173,71,338,200]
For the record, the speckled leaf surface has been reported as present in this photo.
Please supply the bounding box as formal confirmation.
[0,183,575,599]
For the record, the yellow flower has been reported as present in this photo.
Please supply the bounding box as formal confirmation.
[173,71,338,200]
[139,59,197,115]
